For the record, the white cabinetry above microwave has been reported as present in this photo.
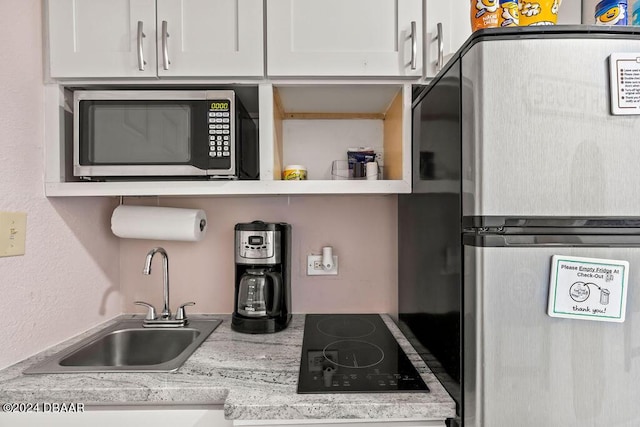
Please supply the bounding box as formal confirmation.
[266,0,423,77]
[46,0,264,79]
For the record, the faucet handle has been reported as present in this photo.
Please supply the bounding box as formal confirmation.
[175,302,196,321]
[134,301,157,321]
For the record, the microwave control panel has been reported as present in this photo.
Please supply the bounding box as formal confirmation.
[208,99,233,169]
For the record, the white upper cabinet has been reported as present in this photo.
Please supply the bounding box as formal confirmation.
[47,0,264,79]
[424,0,470,78]
[156,0,264,77]
[266,0,423,77]
[47,0,157,78]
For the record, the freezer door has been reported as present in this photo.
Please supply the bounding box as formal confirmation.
[461,37,640,217]
[464,244,640,426]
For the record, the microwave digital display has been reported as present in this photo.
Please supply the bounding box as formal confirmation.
[210,101,229,111]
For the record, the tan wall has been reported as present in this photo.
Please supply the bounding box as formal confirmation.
[120,195,398,315]
[0,3,399,369]
[0,1,121,369]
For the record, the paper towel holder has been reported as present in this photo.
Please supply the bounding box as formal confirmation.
[117,196,207,234]
[111,205,208,241]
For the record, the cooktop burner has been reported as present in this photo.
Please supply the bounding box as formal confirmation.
[297,314,429,393]
[316,316,376,338]
[323,340,385,368]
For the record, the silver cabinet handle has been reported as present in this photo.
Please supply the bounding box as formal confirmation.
[137,21,146,71]
[435,22,444,72]
[162,20,170,70]
[410,21,417,70]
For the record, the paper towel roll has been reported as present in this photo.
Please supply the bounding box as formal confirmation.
[111,205,207,241]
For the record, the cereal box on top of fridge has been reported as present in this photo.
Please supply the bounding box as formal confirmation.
[499,0,520,26]
[471,0,500,31]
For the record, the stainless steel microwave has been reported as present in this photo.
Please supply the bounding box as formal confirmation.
[73,90,259,180]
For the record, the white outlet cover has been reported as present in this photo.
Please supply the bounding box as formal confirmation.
[307,255,339,276]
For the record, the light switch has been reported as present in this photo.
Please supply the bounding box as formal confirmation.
[0,211,27,257]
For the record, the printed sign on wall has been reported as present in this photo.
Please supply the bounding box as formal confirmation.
[548,255,629,322]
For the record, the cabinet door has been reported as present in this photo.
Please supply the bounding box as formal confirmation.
[267,0,422,77]
[425,0,470,78]
[156,0,264,77]
[47,0,157,78]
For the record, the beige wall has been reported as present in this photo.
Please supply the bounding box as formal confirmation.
[0,2,399,369]
[0,1,121,369]
[120,195,398,315]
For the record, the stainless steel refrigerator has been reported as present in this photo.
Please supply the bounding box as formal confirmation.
[398,27,640,427]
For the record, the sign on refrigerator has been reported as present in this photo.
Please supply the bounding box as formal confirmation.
[548,255,629,322]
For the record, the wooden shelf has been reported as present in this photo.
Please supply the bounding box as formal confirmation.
[271,83,410,182]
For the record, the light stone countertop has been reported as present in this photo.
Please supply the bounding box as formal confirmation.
[0,314,456,421]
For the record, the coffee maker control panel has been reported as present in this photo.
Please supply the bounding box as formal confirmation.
[236,230,281,264]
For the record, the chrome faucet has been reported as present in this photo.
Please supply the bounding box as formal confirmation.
[135,247,195,328]
[143,247,171,319]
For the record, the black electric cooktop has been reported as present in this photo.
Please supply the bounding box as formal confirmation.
[297,314,429,393]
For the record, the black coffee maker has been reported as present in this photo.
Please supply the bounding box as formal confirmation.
[232,221,292,333]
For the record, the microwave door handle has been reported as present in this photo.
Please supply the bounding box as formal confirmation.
[137,21,146,71]
[162,20,170,70]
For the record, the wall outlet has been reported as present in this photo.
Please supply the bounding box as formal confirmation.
[0,211,27,257]
[307,255,339,276]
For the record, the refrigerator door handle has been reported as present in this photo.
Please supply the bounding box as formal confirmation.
[463,216,640,229]
[464,233,640,248]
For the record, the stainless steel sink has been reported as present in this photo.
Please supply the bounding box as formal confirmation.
[24,317,222,374]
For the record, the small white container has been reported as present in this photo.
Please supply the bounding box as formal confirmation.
[366,161,379,180]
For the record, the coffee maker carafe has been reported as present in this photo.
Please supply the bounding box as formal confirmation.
[236,269,282,318]
[232,221,291,333]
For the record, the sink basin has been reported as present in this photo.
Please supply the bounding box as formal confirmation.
[24,317,222,374]
[60,328,200,367]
